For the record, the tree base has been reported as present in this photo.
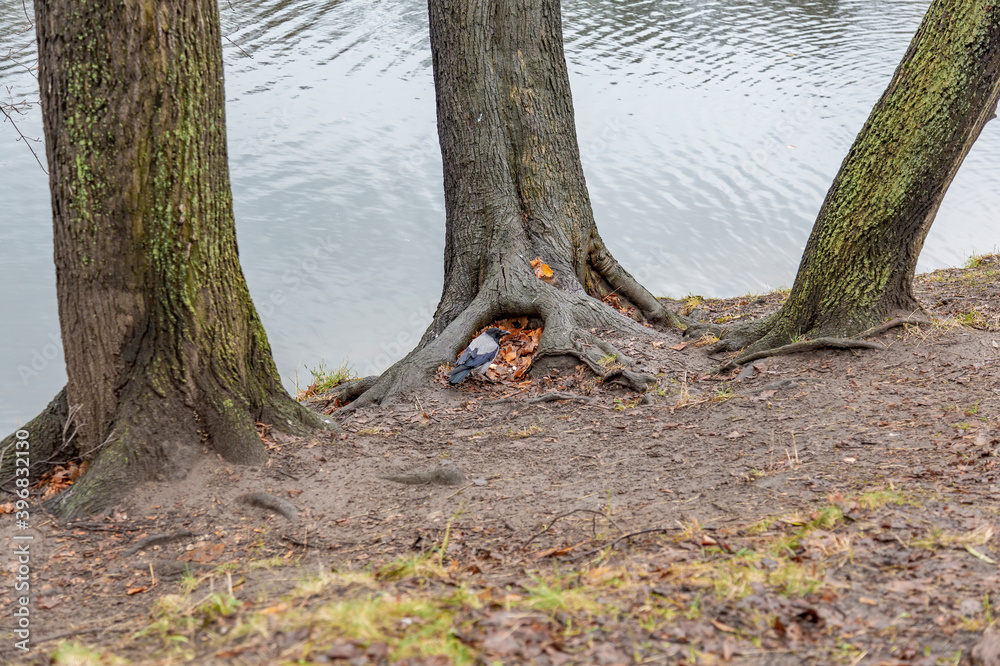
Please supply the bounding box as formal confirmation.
[343,269,663,411]
[11,387,330,520]
[698,314,931,370]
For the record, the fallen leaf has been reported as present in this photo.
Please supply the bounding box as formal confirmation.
[259,603,289,615]
[711,618,736,633]
[583,566,618,584]
[669,343,688,351]
[180,542,225,563]
[534,539,588,559]
[965,544,998,564]
[127,586,149,595]
[37,597,63,610]
[530,257,554,279]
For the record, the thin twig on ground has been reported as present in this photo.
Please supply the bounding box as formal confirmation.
[523,508,624,549]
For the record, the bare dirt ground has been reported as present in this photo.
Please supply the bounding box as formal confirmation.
[3,257,1000,665]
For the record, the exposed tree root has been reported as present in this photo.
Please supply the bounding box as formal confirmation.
[717,315,932,370]
[342,268,662,412]
[316,376,379,410]
[43,382,325,519]
[0,388,71,489]
[587,241,688,329]
[527,392,597,405]
[858,316,932,338]
[720,338,885,371]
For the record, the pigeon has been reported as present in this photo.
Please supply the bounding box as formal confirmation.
[448,327,511,384]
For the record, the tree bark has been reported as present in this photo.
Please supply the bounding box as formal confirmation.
[708,0,1000,360]
[22,0,326,517]
[0,389,69,491]
[350,0,679,407]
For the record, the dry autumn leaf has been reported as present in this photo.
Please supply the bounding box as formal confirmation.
[530,257,554,278]
[181,542,225,563]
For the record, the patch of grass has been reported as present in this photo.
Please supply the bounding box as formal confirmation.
[613,397,640,410]
[135,590,241,656]
[709,388,735,403]
[957,309,989,329]
[855,488,907,510]
[49,641,127,665]
[506,424,543,438]
[911,524,995,551]
[963,252,998,269]
[523,569,616,615]
[692,333,719,347]
[299,589,475,663]
[597,353,620,369]
[746,517,776,535]
[665,545,827,601]
[682,295,703,316]
[297,359,357,399]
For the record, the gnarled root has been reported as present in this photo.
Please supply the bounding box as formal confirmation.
[713,314,931,370]
[342,273,660,411]
[1,388,72,490]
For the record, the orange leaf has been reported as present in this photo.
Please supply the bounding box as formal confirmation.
[534,539,588,558]
[180,542,225,563]
[127,586,149,595]
[530,258,554,279]
[259,603,289,616]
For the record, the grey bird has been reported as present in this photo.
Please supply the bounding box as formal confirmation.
[448,327,511,384]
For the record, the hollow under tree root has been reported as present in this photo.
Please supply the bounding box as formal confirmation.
[721,316,932,370]
[535,346,654,391]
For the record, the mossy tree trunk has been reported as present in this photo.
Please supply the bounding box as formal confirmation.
[710,0,1000,360]
[350,0,681,407]
[15,0,326,517]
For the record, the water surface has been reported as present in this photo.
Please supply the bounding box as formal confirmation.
[2,0,997,433]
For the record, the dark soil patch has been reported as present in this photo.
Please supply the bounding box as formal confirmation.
[3,257,1000,665]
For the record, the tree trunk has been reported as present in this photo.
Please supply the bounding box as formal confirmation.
[24,0,326,517]
[711,0,1000,360]
[351,0,680,407]
[0,389,68,491]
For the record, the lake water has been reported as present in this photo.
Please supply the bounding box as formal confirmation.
[2,0,998,434]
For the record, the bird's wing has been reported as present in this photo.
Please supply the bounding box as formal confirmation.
[455,333,499,367]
